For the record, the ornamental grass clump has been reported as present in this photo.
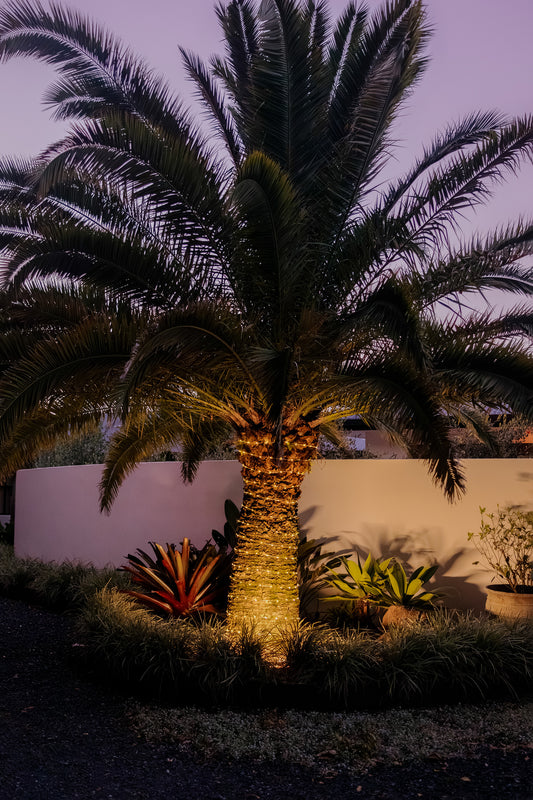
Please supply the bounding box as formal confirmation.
[378,611,533,705]
[78,591,533,709]
[77,588,271,705]
[280,622,382,707]
[0,543,40,598]
[77,589,195,699]
[0,544,129,610]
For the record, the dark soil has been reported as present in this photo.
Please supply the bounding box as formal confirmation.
[0,596,532,800]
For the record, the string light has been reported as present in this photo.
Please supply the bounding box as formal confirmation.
[226,422,318,662]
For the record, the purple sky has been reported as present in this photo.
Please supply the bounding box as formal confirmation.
[1,0,531,239]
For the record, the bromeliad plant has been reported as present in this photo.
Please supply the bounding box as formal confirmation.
[327,552,443,610]
[120,539,232,617]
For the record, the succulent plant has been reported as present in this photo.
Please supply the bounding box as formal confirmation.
[327,552,443,610]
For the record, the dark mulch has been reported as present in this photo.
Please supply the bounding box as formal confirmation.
[0,596,532,800]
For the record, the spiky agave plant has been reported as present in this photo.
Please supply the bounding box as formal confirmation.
[328,553,442,608]
[0,0,532,644]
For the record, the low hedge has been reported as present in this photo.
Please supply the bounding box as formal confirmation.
[0,543,130,611]
[76,587,533,710]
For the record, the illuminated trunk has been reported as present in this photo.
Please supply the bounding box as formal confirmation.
[226,422,318,647]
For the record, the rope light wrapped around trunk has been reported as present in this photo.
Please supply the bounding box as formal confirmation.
[226,423,318,655]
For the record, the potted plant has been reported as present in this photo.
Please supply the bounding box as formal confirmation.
[326,552,444,626]
[468,505,533,620]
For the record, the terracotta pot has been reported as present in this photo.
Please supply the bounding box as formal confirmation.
[485,584,533,621]
[381,605,426,627]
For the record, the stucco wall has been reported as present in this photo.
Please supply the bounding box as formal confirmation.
[14,458,533,609]
[14,461,242,567]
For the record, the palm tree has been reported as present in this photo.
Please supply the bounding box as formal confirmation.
[0,0,532,641]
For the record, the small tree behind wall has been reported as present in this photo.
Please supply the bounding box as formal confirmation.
[34,427,108,467]
[452,416,533,459]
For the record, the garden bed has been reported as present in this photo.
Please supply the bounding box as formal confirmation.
[76,587,533,710]
[2,544,532,712]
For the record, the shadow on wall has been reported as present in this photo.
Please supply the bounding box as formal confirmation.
[300,507,488,611]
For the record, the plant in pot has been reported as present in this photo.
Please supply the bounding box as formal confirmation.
[468,505,533,620]
[326,552,444,627]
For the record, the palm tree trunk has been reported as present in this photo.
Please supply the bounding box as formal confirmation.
[227,422,318,649]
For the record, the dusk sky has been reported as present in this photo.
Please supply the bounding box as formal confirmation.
[0,0,531,240]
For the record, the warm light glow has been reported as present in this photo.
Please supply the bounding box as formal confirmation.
[226,422,318,660]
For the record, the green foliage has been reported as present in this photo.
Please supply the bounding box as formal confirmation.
[282,622,381,706]
[34,427,108,467]
[78,590,533,709]
[379,610,533,705]
[76,588,269,706]
[120,539,232,617]
[327,552,443,609]
[452,415,533,458]
[0,543,129,610]
[0,519,14,546]
[211,498,240,551]
[297,537,341,616]
[130,700,533,772]
[468,505,533,590]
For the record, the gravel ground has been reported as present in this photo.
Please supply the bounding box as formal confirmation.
[0,596,532,800]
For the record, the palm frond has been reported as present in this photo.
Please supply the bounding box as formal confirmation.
[213,0,259,151]
[181,48,242,166]
[0,0,187,133]
[0,312,139,443]
[99,411,183,511]
[387,117,533,257]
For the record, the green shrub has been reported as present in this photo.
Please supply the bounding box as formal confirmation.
[468,505,533,590]
[76,588,270,705]
[77,591,533,710]
[0,544,129,610]
[34,427,107,467]
[0,520,14,546]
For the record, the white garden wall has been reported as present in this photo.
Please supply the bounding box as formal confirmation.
[14,459,533,610]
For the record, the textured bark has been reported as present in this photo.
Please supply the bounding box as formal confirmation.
[226,422,318,645]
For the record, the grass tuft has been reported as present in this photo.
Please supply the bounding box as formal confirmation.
[379,610,533,704]
[0,543,130,611]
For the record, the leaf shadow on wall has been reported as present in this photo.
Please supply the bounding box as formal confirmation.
[299,507,487,611]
